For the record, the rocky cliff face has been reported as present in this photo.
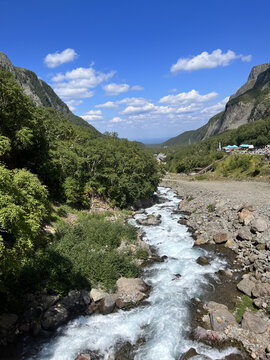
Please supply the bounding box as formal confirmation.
[163,63,270,146]
[0,52,99,131]
[210,63,270,137]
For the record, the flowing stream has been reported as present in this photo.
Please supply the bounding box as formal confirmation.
[29,187,239,360]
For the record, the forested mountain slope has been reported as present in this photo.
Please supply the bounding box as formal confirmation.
[0,52,99,132]
[163,63,270,146]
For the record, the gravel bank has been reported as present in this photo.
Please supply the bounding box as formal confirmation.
[162,174,270,360]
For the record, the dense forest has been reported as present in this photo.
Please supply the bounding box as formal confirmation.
[0,70,162,311]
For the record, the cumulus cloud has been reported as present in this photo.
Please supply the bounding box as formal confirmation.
[118,97,149,106]
[95,101,119,109]
[66,99,83,111]
[171,49,252,74]
[159,89,218,105]
[81,110,103,121]
[103,83,130,96]
[54,87,94,99]
[51,65,115,100]
[122,103,155,115]
[201,96,229,115]
[131,85,144,91]
[44,48,78,68]
[110,117,123,123]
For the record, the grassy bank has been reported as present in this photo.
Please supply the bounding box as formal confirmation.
[1,209,146,313]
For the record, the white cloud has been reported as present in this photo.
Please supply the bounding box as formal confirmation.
[103,83,130,96]
[168,88,178,93]
[118,97,149,106]
[110,117,123,123]
[54,87,94,99]
[122,103,155,115]
[81,110,103,121]
[95,101,119,109]
[44,48,78,68]
[66,99,83,111]
[131,85,144,91]
[51,65,115,100]
[201,96,229,115]
[159,89,218,105]
[171,49,252,74]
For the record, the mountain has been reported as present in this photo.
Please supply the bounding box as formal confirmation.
[0,52,100,133]
[163,63,270,146]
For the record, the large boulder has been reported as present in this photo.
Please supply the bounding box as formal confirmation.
[116,277,147,303]
[207,302,237,331]
[61,290,91,310]
[0,313,18,339]
[213,232,232,244]
[100,295,116,315]
[250,216,269,233]
[252,282,270,298]
[237,227,253,241]
[90,288,108,303]
[136,214,161,226]
[41,304,68,330]
[238,208,253,224]
[241,311,269,334]
[237,278,256,297]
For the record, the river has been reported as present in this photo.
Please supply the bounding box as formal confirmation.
[28,187,239,360]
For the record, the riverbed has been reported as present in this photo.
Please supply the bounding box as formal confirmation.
[27,187,239,360]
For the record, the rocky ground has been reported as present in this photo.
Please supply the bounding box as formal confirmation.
[162,174,270,360]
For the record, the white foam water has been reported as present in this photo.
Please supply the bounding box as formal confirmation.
[29,187,239,360]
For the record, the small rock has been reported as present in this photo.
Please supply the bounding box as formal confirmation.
[180,348,198,360]
[75,354,91,360]
[196,256,210,266]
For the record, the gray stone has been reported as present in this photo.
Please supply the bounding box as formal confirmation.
[75,355,91,360]
[90,288,108,302]
[41,305,69,330]
[136,214,161,226]
[196,256,210,266]
[237,227,253,241]
[241,311,268,334]
[213,232,232,244]
[237,278,256,296]
[251,216,269,233]
[252,282,270,298]
[100,295,116,315]
[209,307,237,331]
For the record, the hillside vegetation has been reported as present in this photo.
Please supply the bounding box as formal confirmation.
[0,70,162,311]
[165,115,270,175]
[162,63,270,147]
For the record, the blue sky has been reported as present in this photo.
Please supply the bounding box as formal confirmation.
[1,0,270,142]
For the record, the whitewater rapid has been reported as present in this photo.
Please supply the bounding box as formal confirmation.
[29,187,238,360]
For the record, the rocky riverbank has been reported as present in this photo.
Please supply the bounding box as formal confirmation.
[162,174,270,360]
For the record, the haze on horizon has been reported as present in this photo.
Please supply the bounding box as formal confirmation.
[1,0,270,142]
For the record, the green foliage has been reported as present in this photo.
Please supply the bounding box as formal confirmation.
[232,295,257,323]
[0,69,161,312]
[207,203,215,213]
[53,215,139,290]
[166,116,270,174]
[215,154,262,178]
